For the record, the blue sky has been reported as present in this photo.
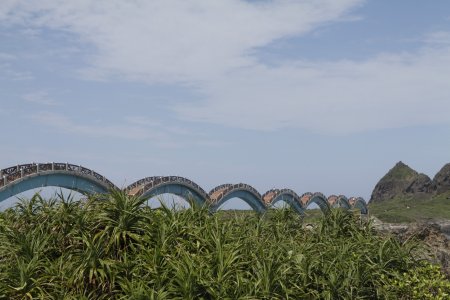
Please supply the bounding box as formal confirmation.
[1,0,450,208]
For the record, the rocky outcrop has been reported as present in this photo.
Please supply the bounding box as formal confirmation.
[370,161,450,203]
[433,163,450,195]
[370,161,432,203]
[405,173,434,194]
[373,219,450,275]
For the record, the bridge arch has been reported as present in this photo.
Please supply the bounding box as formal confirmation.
[209,184,233,195]
[336,195,351,210]
[263,189,304,214]
[349,197,368,215]
[300,192,331,215]
[0,163,116,203]
[1,162,369,215]
[209,183,266,213]
[126,176,209,207]
[327,195,351,210]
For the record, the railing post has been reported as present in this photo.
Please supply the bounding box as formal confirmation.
[21,168,24,178]
[66,162,68,170]
[37,163,40,173]
[51,162,54,171]
[3,176,6,186]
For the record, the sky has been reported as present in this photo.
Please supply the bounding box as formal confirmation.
[1,0,450,208]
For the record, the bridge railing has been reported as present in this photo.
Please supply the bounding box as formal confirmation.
[126,177,159,191]
[137,176,209,199]
[211,183,263,204]
[209,184,233,195]
[0,162,115,189]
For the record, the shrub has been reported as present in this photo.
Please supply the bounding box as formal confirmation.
[0,192,449,299]
[383,262,450,299]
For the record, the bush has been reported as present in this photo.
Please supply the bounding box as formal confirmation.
[0,192,449,299]
[383,262,450,299]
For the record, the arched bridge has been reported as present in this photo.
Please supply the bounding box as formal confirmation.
[0,162,368,215]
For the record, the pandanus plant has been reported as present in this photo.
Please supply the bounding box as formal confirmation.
[0,192,448,299]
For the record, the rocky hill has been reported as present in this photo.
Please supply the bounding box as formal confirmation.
[369,162,450,203]
[434,163,450,194]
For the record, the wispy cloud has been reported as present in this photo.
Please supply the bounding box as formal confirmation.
[5,1,450,134]
[124,116,162,128]
[23,90,58,106]
[125,116,197,136]
[32,111,168,140]
[0,0,363,82]
[0,52,15,61]
[0,62,34,81]
[425,31,450,45]
[175,43,450,133]
[31,111,226,148]
[0,51,33,81]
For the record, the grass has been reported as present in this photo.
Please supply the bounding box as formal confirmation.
[1,191,449,299]
[369,192,450,223]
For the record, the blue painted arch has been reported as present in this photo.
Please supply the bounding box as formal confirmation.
[0,162,369,216]
[336,195,351,210]
[351,197,368,215]
[269,192,304,214]
[303,193,331,214]
[0,171,112,203]
[139,183,208,207]
[211,189,266,213]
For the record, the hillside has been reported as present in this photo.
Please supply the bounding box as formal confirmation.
[434,163,450,194]
[370,162,450,203]
[369,161,450,223]
[369,191,450,223]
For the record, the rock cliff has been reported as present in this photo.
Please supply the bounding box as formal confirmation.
[369,161,449,203]
[434,163,450,195]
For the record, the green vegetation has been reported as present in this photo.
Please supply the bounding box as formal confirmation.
[217,207,325,223]
[1,191,449,299]
[369,192,450,223]
[384,263,450,299]
[381,163,417,181]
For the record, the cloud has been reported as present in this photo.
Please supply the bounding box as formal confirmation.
[4,1,450,134]
[0,0,363,82]
[32,111,169,141]
[0,62,34,81]
[425,31,450,45]
[31,111,226,148]
[175,44,450,133]
[0,52,15,61]
[0,52,33,81]
[23,90,58,106]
